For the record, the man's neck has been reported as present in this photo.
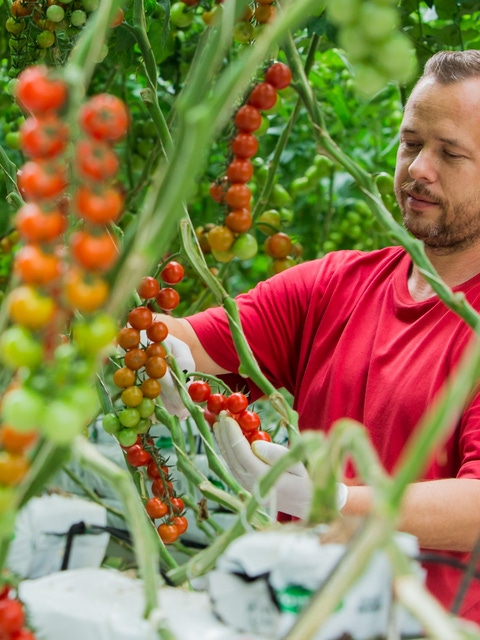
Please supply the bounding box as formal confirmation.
[407,244,480,302]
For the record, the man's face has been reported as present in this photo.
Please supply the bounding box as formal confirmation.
[394,76,480,254]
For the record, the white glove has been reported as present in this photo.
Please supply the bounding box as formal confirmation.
[214,419,347,519]
[140,332,195,420]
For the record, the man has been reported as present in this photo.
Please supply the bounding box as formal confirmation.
[160,50,480,622]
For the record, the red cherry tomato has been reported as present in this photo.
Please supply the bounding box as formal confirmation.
[117,327,141,350]
[160,261,185,285]
[15,65,67,114]
[226,392,248,414]
[247,82,277,111]
[74,185,124,225]
[171,515,188,534]
[145,497,168,519]
[226,158,253,184]
[238,410,261,433]
[75,139,120,182]
[225,183,251,209]
[206,393,227,415]
[265,62,292,89]
[79,93,129,142]
[234,105,262,133]
[128,306,153,330]
[70,230,118,272]
[137,276,160,300]
[15,202,66,243]
[157,523,179,544]
[248,429,271,443]
[19,114,68,158]
[146,320,169,343]
[0,598,25,634]
[225,209,252,233]
[188,380,211,403]
[231,132,258,159]
[264,232,293,259]
[170,496,185,514]
[17,160,67,201]
[155,288,180,311]
[125,444,151,467]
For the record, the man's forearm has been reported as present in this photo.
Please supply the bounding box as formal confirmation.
[342,478,480,552]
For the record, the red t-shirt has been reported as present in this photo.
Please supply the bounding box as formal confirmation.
[187,246,480,621]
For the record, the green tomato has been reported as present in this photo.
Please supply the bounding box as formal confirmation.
[46,5,65,21]
[5,17,25,35]
[117,428,138,447]
[271,184,292,208]
[376,34,417,84]
[262,94,282,116]
[358,3,398,43]
[232,233,258,261]
[135,418,151,434]
[81,0,99,9]
[290,176,311,196]
[375,172,394,196]
[232,21,254,43]
[71,9,87,26]
[170,2,194,28]
[102,413,121,434]
[37,30,55,48]
[138,398,156,419]
[5,131,20,150]
[0,326,42,369]
[66,385,99,422]
[256,209,281,236]
[42,400,86,444]
[1,387,45,432]
[256,115,270,137]
[73,314,117,356]
[327,0,361,25]
[119,407,141,428]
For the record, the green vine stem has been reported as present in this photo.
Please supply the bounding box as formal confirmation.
[179,218,298,437]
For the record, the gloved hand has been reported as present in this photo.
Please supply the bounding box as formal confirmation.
[140,332,195,420]
[213,418,348,519]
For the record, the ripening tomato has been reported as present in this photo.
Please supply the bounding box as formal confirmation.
[0,598,25,633]
[128,306,153,330]
[113,366,136,389]
[137,276,160,300]
[121,386,144,408]
[157,523,179,544]
[15,202,66,243]
[70,230,119,272]
[15,65,67,114]
[19,114,68,158]
[231,132,258,159]
[14,244,61,285]
[226,159,253,184]
[146,320,168,342]
[74,184,124,224]
[254,4,276,23]
[160,261,184,285]
[64,268,109,313]
[0,451,29,485]
[8,285,55,330]
[234,105,262,133]
[145,342,166,359]
[75,139,119,182]
[272,257,295,274]
[145,356,168,379]
[140,377,161,399]
[79,93,129,142]
[0,424,37,454]
[265,62,292,90]
[188,380,211,403]
[123,348,147,371]
[264,232,293,259]
[225,209,252,234]
[17,159,67,201]
[117,326,140,350]
[247,82,277,111]
[209,177,228,203]
[207,225,234,252]
[145,497,168,519]
[155,288,180,311]
[226,392,248,414]
[152,478,173,498]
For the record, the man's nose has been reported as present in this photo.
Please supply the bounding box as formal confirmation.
[408,148,437,183]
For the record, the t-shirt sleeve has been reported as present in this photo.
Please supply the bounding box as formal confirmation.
[456,392,480,479]
[185,254,344,399]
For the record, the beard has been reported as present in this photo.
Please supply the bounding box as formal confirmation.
[396,181,480,254]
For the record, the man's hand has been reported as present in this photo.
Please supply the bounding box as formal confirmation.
[213,418,314,519]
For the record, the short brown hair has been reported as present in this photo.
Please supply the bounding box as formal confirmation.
[421,50,480,84]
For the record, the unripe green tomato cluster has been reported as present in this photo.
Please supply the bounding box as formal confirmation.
[327,0,417,96]
[321,198,386,255]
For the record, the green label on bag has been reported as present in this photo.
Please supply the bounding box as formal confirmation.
[275,585,313,614]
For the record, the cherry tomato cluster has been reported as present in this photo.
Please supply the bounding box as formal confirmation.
[0,67,123,447]
[0,583,36,640]
[205,61,292,265]
[6,0,122,79]
[197,0,277,34]
[188,383,271,443]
